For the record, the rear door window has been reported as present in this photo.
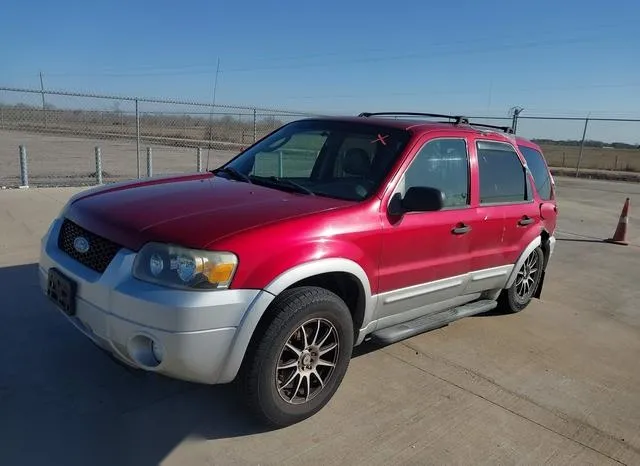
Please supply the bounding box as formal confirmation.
[477,141,530,204]
[518,145,553,200]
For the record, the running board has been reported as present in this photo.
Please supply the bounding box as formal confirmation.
[370,299,498,345]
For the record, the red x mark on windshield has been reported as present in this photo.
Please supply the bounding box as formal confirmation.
[371,134,388,145]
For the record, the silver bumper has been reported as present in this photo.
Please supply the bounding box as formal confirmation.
[39,218,260,384]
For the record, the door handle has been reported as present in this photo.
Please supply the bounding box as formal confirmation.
[452,223,472,235]
[518,216,535,226]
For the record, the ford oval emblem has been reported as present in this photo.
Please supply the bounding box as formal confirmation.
[73,236,90,254]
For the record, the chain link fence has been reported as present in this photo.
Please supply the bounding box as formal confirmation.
[514,115,640,176]
[0,87,311,187]
[1,86,639,187]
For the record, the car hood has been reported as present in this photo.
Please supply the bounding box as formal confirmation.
[64,173,352,251]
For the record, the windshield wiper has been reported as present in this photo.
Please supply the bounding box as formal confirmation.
[266,176,315,195]
[211,167,252,183]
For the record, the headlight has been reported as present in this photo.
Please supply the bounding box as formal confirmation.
[133,243,238,290]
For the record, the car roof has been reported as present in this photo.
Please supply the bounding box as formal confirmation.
[308,115,540,142]
[306,115,530,146]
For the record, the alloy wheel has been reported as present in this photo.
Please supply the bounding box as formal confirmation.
[275,318,340,405]
[515,252,540,300]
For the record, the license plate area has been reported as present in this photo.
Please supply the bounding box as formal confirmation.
[47,268,77,316]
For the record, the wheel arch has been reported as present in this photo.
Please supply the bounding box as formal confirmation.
[505,236,542,289]
[504,229,554,289]
[217,258,374,383]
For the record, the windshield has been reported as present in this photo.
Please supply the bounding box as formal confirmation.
[221,119,411,201]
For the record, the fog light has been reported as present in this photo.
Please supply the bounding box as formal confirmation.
[127,334,162,369]
[151,340,164,363]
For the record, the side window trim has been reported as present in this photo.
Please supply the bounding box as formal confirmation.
[476,139,534,206]
[391,136,472,212]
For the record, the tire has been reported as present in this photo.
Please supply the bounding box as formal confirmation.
[497,246,545,314]
[240,286,354,427]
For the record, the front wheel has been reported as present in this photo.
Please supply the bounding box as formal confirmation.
[498,246,545,313]
[240,286,354,427]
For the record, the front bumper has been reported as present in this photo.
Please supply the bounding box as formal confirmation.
[38,218,260,384]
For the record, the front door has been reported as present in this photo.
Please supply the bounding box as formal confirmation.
[377,135,476,324]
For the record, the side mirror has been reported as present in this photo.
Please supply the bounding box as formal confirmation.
[388,187,444,216]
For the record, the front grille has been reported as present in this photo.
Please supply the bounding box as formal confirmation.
[58,219,121,273]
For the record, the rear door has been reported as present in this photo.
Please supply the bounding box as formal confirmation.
[473,139,541,270]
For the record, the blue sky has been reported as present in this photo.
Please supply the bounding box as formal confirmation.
[2,0,640,142]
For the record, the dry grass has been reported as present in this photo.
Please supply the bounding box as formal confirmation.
[539,144,640,172]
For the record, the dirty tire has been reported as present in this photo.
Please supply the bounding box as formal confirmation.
[240,286,354,427]
[498,246,545,314]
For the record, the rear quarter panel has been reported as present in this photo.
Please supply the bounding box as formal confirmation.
[516,138,558,235]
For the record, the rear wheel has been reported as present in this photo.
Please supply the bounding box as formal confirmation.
[240,286,353,427]
[498,246,544,313]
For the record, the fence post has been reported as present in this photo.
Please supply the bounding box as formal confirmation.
[197,147,203,172]
[253,109,257,142]
[39,72,47,129]
[575,117,590,177]
[278,150,284,177]
[614,155,619,171]
[135,98,141,179]
[562,152,566,168]
[95,146,103,185]
[19,145,29,188]
[146,147,153,177]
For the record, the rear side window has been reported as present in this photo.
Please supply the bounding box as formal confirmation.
[403,138,469,208]
[477,141,529,204]
[519,145,553,200]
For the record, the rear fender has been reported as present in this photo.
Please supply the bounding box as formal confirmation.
[504,236,541,289]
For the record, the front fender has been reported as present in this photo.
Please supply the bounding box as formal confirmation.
[217,257,374,384]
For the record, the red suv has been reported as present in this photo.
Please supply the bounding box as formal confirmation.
[40,112,557,426]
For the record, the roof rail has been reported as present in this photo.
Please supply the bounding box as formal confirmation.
[358,112,469,125]
[469,122,515,134]
[358,111,514,134]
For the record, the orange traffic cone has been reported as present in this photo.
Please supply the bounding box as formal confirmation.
[605,198,630,246]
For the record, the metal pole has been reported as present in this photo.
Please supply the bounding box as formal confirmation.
[19,145,29,188]
[39,72,47,129]
[197,147,203,172]
[575,117,590,177]
[212,58,220,106]
[511,107,523,134]
[146,147,153,177]
[253,108,257,142]
[95,146,103,185]
[135,99,141,179]
[278,150,283,177]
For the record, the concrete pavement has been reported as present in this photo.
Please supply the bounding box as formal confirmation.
[0,177,638,465]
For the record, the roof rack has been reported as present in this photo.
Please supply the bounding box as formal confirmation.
[358,112,469,125]
[470,122,515,134]
[358,111,514,134]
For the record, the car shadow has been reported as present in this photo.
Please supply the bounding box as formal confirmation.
[0,263,271,466]
[557,237,606,243]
